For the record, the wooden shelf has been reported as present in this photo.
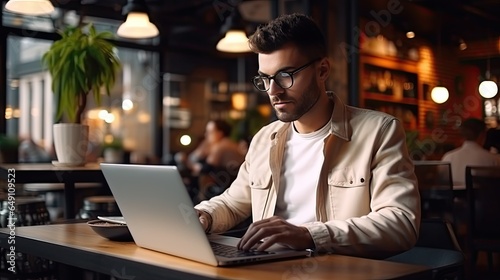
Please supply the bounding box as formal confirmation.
[359,53,418,72]
[360,54,420,131]
[363,92,418,105]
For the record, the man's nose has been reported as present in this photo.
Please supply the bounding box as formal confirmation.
[267,79,283,96]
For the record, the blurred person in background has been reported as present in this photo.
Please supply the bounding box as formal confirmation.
[442,118,500,188]
[193,120,246,202]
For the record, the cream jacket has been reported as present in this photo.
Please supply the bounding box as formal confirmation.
[195,92,420,259]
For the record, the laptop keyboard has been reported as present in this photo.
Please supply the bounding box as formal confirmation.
[210,242,273,258]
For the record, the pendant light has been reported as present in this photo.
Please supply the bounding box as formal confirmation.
[431,18,449,104]
[431,86,449,104]
[117,0,159,39]
[4,0,54,15]
[216,7,250,53]
[478,57,498,99]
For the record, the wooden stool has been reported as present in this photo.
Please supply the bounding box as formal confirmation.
[78,195,121,220]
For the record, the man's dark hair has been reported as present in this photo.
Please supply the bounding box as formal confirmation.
[248,13,327,60]
[460,118,486,141]
[212,119,232,138]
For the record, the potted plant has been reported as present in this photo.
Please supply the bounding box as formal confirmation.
[102,136,124,163]
[0,134,19,163]
[42,23,121,166]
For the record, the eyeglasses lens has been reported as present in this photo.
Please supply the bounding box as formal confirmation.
[253,72,293,91]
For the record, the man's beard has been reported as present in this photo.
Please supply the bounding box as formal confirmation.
[273,80,321,123]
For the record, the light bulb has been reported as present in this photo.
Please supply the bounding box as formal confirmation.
[479,80,498,98]
[431,86,449,104]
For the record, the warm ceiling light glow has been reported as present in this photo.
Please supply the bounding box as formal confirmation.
[122,99,134,111]
[180,135,192,146]
[98,110,109,120]
[137,112,150,123]
[104,113,115,123]
[104,134,114,144]
[231,92,248,111]
[117,12,159,39]
[216,30,250,53]
[479,80,498,98]
[406,31,415,39]
[13,109,21,118]
[5,107,12,119]
[459,39,467,51]
[431,86,449,104]
[5,0,54,15]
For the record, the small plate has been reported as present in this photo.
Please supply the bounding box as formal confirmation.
[52,160,86,167]
[98,216,127,224]
[87,220,133,241]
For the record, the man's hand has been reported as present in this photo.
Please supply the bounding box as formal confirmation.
[196,209,212,233]
[237,216,314,251]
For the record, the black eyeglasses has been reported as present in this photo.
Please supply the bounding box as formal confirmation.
[251,58,320,92]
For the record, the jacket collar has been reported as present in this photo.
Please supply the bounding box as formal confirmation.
[269,91,351,142]
[327,91,351,141]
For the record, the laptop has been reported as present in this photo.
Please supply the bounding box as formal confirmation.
[99,163,311,266]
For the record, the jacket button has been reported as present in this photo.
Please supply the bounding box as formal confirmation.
[350,180,353,184]
[360,178,365,183]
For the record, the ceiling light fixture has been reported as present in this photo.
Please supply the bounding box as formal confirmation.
[216,7,250,53]
[431,18,449,104]
[4,0,54,15]
[479,57,498,98]
[431,85,449,104]
[117,0,159,39]
[406,31,415,39]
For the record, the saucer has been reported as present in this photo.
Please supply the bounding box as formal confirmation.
[52,160,86,167]
[87,220,133,241]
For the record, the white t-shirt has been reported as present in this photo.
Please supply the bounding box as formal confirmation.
[442,140,500,188]
[274,122,330,225]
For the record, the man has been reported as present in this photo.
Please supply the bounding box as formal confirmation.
[442,118,500,188]
[195,13,420,259]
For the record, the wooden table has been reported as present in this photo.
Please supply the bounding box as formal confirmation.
[0,223,431,280]
[0,163,106,219]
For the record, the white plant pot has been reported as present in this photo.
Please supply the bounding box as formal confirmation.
[103,148,123,163]
[53,123,89,166]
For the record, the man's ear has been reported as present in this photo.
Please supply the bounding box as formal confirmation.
[318,58,331,81]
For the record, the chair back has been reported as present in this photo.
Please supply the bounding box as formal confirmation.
[386,218,464,280]
[413,161,454,222]
[416,218,462,251]
[465,166,500,239]
[464,166,500,274]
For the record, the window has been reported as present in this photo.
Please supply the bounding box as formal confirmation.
[4,11,160,160]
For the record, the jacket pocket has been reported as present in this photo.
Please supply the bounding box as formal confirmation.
[328,167,371,218]
[328,167,370,187]
[249,172,273,220]
[249,171,272,190]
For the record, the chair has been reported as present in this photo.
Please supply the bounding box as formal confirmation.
[465,166,500,274]
[413,161,455,224]
[386,218,465,280]
[0,195,57,279]
[0,197,50,227]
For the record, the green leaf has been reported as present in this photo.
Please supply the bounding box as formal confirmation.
[42,22,121,123]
